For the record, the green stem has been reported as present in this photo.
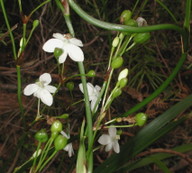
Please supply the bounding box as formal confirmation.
[78,62,93,173]
[0,0,17,59]
[16,65,24,119]
[68,0,186,36]
[31,142,42,172]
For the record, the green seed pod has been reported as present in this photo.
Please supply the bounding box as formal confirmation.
[54,135,68,151]
[120,10,132,24]
[111,57,124,69]
[51,120,63,133]
[112,36,120,47]
[133,33,150,44]
[112,88,122,98]
[66,81,74,91]
[51,131,58,139]
[119,78,128,88]
[135,113,147,126]
[33,19,39,28]
[87,70,96,77]
[54,48,63,58]
[124,19,138,27]
[35,129,48,143]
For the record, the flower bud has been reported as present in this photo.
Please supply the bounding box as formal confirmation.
[133,33,150,44]
[136,17,147,27]
[54,135,68,151]
[111,57,124,69]
[66,81,74,91]
[120,10,132,24]
[124,19,138,27]
[54,48,63,58]
[51,120,63,133]
[118,68,128,81]
[112,88,122,98]
[112,36,120,47]
[35,129,48,143]
[87,70,96,77]
[119,78,128,88]
[135,113,147,126]
[33,19,39,28]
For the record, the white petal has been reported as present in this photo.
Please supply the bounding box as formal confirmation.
[108,127,117,137]
[136,17,147,27]
[90,99,97,111]
[79,83,84,93]
[95,85,101,92]
[39,89,53,106]
[86,83,94,100]
[69,38,83,47]
[64,143,74,157]
[53,33,66,41]
[39,73,52,85]
[45,85,57,93]
[65,44,84,62]
[42,38,64,53]
[113,140,120,153]
[24,84,39,96]
[105,143,113,152]
[98,134,111,145]
[58,51,67,63]
[61,131,69,139]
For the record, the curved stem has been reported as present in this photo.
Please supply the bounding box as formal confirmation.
[68,0,185,36]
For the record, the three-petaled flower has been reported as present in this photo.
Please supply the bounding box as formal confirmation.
[79,82,101,112]
[42,33,84,64]
[23,73,57,106]
[98,127,120,153]
[61,131,74,157]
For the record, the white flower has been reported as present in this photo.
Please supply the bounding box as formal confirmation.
[42,33,84,64]
[79,82,101,111]
[136,17,148,27]
[23,73,57,106]
[98,127,120,153]
[61,131,74,157]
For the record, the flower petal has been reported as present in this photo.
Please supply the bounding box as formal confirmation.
[113,140,120,153]
[39,73,52,85]
[58,51,67,64]
[53,33,66,41]
[65,44,84,62]
[108,127,117,137]
[69,38,83,47]
[42,38,64,53]
[105,143,113,152]
[79,83,84,93]
[86,83,95,101]
[95,85,101,92]
[61,131,69,139]
[24,84,39,96]
[45,85,57,93]
[39,89,53,106]
[98,134,111,145]
[64,143,74,157]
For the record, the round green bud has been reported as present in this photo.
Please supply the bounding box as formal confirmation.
[33,19,39,28]
[54,135,68,151]
[135,113,147,126]
[87,70,96,77]
[35,129,48,143]
[124,19,138,27]
[51,120,63,133]
[133,33,150,44]
[112,88,122,98]
[111,57,124,69]
[119,78,128,88]
[66,82,74,91]
[54,48,63,58]
[120,10,132,24]
[112,36,120,47]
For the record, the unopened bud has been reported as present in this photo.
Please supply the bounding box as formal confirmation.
[112,36,119,47]
[118,68,128,81]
